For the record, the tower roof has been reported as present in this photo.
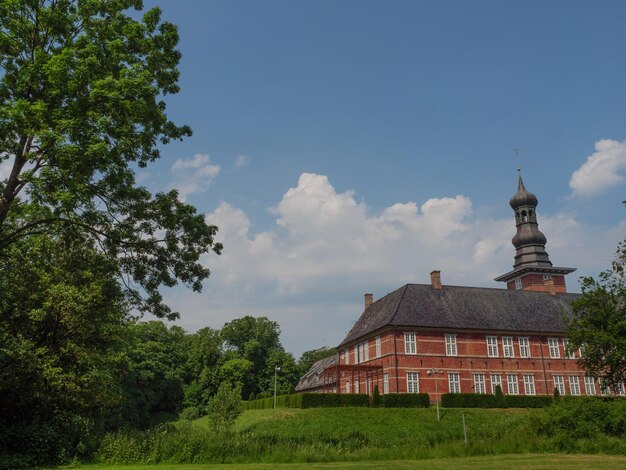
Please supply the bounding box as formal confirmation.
[509,174,538,210]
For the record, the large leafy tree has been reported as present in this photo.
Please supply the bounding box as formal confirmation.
[567,240,626,390]
[0,0,221,319]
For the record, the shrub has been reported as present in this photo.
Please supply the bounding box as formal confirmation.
[441,393,495,408]
[206,383,243,432]
[179,406,202,421]
[340,394,369,407]
[372,385,381,407]
[506,395,552,408]
[383,393,430,408]
[494,385,507,408]
[300,393,341,408]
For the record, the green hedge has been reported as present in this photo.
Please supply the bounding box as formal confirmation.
[383,393,430,408]
[441,393,553,408]
[340,394,369,407]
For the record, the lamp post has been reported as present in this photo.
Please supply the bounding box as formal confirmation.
[273,366,281,409]
[427,368,444,421]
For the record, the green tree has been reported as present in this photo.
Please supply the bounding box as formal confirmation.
[0,233,127,467]
[220,316,282,396]
[206,382,243,433]
[567,240,626,390]
[183,327,223,412]
[297,346,337,376]
[0,0,221,319]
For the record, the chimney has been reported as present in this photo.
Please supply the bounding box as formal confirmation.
[543,277,556,296]
[364,293,373,309]
[430,270,442,290]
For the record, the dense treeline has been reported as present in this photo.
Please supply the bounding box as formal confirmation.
[0,233,314,468]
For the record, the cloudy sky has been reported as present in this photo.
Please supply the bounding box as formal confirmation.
[132,1,626,356]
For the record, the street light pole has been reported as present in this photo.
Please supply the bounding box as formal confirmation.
[427,368,443,421]
[273,366,281,409]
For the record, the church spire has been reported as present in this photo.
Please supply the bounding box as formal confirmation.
[494,171,575,292]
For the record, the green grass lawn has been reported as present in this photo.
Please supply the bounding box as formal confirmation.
[91,407,626,466]
[70,454,626,469]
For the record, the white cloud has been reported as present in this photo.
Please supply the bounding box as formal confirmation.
[168,172,625,356]
[170,153,220,201]
[569,139,626,197]
[235,154,250,169]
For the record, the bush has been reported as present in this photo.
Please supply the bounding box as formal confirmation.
[506,395,552,408]
[372,385,381,408]
[206,383,243,431]
[340,394,369,407]
[441,393,495,408]
[300,393,341,408]
[494,385,507,408]
[179,407,202,421]
[383,393,430,408]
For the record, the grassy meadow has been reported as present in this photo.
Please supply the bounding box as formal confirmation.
[89,405,626,467]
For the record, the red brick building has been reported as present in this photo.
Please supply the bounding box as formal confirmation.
[300,174,624,400]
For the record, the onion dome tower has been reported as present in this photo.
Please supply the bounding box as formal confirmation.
[494,171,575,293]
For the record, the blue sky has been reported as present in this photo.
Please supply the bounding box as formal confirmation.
[135,0,626,356]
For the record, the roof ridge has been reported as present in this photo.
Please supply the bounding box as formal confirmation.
[389,284,409,326]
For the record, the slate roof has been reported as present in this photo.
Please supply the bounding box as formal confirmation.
[295,354,339,392]
[339,284,580,347]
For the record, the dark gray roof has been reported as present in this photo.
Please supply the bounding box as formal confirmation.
[339,284,580,347]
[295,354,338,392]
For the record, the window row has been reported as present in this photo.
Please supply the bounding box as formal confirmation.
[402,332,578,359]
[343,336,382,364]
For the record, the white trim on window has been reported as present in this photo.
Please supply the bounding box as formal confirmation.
[548,338,560,358]
[375,336,381,358]
[354,379,360,393]
[507,374,519,395]
[445,334,458,356]
[518,337,530,358]
[345,380,351,394]
[404,332,417,355]
[600,378,610,396]
[474,374,486,394]
[515,278,522,290]
[407,372,420,393]
[563,338,576,359]
[486,336,498,357]
[553,375,565,395]
[490,374,502,394]
[354,344,359,364]
[383,373,389,394]
[502,336,514,358]
[617,382,625,396]
[569,376,581,396]
[584,376,596,395]
[523,375,536,395]
[448,372,461,394]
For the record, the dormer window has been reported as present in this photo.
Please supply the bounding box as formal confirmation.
[515,278,522,290]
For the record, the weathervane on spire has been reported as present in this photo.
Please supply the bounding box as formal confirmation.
[514,148,521,173]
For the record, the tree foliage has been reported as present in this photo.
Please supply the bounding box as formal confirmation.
[567,240,626,389]
[297,346,337,377]
[0,0,221,319]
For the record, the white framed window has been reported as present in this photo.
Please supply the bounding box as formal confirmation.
[363,340,369,361]
[523,375,535,395]
[491,374,502,394]
[404,332,417,355]
[507,374,519,395]
[617,382,626,396]
[383,373,389,394]
[563,338,576,359]
[354,344,359,364]
[515,278,522,290]
[486,336,499,357]
[553,375,565,395]
[579,344,586,358]
[344,349,349,365]
[518,337,531,358]
[569,376,581,396]
[345,380,351,393]
[445,334,458,356]
[448,373,461,393]
[548,338,560,358]
[375,336,381,357]
[600,378,610,396]
[584,376,596,395]
[407,372,420,393]
[502,336,514,358]
[474,374,486,394]
[354,379,360,393]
